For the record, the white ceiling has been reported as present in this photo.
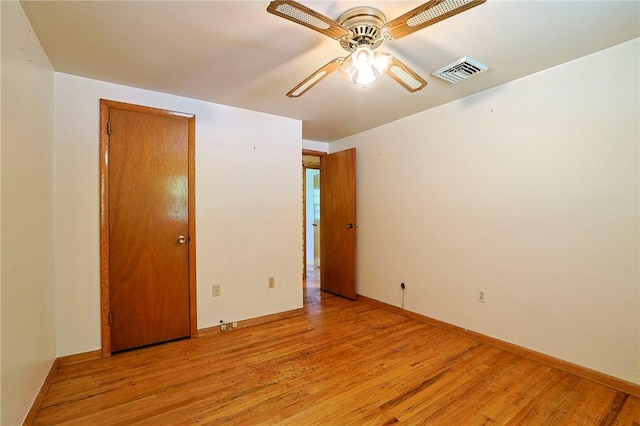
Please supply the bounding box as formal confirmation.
[20,0,640,142]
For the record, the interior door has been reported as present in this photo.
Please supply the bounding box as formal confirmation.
[107,106,191,352]
[320,148,357,299]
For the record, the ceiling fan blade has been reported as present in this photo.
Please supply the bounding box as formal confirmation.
[386,57,428,93]
[286,57,346,98]
[383,0,486,40]
[267,1,350,40]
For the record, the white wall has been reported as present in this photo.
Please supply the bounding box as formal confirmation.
[331,38,640,384]
[302,139,328,153]
[1,1,57,424]
[55,74,303,356]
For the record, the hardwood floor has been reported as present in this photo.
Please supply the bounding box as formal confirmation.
[31,270,639,425]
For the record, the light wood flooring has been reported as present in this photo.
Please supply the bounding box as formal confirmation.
[30,269,639,425]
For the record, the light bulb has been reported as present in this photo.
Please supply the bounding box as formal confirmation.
[340,46,391,87]
[373,52,391,75]
[353,45,375,85]
[354,46,373,66]
[355,66,376,85]
[340,60,357,82]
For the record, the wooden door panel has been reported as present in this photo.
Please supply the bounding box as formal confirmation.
[321,148,357,299]
[109,108,190,352]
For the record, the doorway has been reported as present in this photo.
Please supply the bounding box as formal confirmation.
[99,99,197,356]
[309,170,320,268]
[302,151,322,281]
[302,148,357,300]
[320,148,357,300]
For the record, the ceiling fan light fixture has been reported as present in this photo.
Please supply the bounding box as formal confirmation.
[373,52,392,74]
[352,45,376,85]
[355,66,377,86]
[341,46,390,86]
[267,0,486,96]
[354,45,373,66]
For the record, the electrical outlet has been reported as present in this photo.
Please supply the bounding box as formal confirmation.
[212,285,221,297]
[477,288,487,303]
[231,322,238,329]
[268,276,275,288]
[220,323,227,331]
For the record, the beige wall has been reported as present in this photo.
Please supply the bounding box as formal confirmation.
[331,38,640,384]
[54,74,303,356]
[2,4,303,421]
[302,139,329,153]
[2,1,637,422]
[1,1,57,424]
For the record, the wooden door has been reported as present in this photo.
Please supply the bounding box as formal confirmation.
[100,100,196,354]
[320,148,357,299]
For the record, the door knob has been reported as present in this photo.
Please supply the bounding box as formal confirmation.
[347,223,357,229]
[177,235,186,244]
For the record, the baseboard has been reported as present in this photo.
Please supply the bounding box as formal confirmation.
[23,349,103,425]
[196,307,305,338]
[57,349,103,366]
[358,294,640,398]
[22,358,59,426]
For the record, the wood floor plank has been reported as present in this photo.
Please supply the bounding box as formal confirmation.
[612,394,640,426]
[30,275,637,425]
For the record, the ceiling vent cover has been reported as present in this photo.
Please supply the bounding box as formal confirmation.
[432,56,488,83]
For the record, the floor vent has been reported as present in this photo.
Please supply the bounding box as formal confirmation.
[432,56,488,83]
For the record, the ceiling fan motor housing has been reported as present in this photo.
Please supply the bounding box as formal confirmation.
[338,7,387,51]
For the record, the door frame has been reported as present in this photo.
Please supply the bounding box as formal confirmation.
[99,99,197,357]
[302,149,325,280]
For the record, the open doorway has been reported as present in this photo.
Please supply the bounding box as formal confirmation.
[302,151,323,285]
[305,167,320,285]
[302,148,357,299]
[306,168,320,268]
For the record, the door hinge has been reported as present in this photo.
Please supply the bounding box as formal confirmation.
[109,312,113,325]
[106,121,111,135]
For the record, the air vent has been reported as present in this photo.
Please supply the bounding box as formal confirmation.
[432,56,488,83]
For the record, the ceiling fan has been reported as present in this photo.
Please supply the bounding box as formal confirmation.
[267,0,486,98]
